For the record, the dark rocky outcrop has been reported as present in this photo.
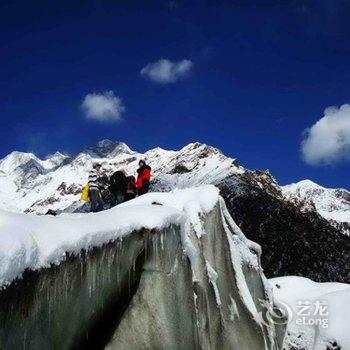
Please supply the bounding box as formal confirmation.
[217,173,350,283]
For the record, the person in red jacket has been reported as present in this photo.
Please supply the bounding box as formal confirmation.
[136,160,151,195]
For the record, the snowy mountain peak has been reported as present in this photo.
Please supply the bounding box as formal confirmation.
[145,147,176,159]
[42,152,69,169]
[180,142,221,155]
[0,151,38,174]
[110,142,134,156]
[285,179,325,191]
[47,151,67,160]
[96,139,116,148]
[282,180,350,235]
[81,140,134,158]
[0,141,243,214]
[0,150,70,175]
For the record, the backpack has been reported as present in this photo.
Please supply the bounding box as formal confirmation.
[126,176,137,195]
[109,171,127,193]
[81,184,90,202]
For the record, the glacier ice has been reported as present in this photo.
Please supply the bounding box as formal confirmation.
[0,186,286,349]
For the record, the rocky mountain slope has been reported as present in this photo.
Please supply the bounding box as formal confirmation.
[282,180,350,236]
[0,140,349,283]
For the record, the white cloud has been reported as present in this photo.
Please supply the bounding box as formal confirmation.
[81,91,125,122]
[140,58,193,84]
[301,104,350,165]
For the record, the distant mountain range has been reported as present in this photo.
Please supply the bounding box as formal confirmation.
[0,140,349,282]
[282,179,350,236]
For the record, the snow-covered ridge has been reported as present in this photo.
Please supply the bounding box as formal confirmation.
[0,184,284,349]
[282,180,350,235]
[0,186,219,287]
[0,140,242,214]
[0,151,68,174]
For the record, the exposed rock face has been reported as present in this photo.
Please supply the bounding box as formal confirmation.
[218,175,350,283]
[329,219,350,236]
[0,196,285,350]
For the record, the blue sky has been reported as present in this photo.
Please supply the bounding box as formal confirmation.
[1,0,350,188]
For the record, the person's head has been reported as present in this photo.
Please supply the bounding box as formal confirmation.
[93,162,102,171]
[138,160,146,167]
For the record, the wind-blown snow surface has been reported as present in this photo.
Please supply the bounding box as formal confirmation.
[270,276,350,350]
[0,186,218,287]
[282,180,350,235]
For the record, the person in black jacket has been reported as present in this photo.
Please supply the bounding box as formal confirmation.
[109,170,128,206]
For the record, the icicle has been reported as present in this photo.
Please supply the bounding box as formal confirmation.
[145,237,148,260]
[132,256,136,274]
[161,233,164,251]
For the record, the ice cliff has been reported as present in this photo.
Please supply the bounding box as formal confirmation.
[0,186,286,349]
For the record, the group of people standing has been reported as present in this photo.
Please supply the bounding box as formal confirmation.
[88,160,151,212]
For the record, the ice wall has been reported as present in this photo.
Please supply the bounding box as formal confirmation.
[107,200,285,350]
[0,187,286,349]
